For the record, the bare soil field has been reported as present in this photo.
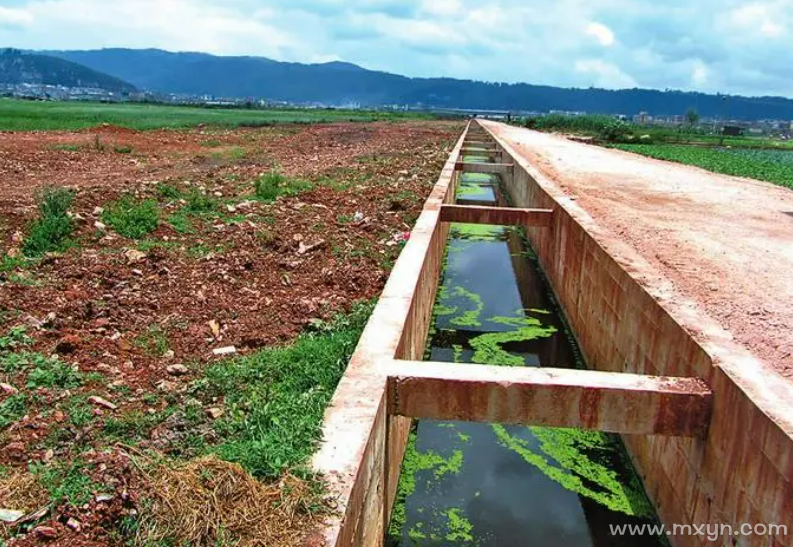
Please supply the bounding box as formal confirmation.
[0,120,462,546]
[485,121,793,380]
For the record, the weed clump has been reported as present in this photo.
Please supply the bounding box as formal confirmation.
[103,195,160,239]
[184,188,218,214]
[156,183,182,199]
[253,171,314,202]
[195,302,373,479]
[253,171,285,201]
[23,186,76,257]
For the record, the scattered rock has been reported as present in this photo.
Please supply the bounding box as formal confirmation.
[66,518,82,532]
[124,249,147,265]
[0,382,18,395]
[156,380,178,392]
[208,319,221,338]
[93,206,105,216]
[94,221,107,231]
[166,364,189,376]
[3,442,26,461]
[34,526,58,540]
[55,334,81,354]
[131,269,144,277]
[162,350,176,360]
[212,346,237,356]
[0,509,24,523]
[95,493,114,503]
[205,407,224,420]
[88,396,118,411]
[297,239,326,256]
[18,506,49,526]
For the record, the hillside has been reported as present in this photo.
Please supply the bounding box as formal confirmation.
[0,49,137,93]
[49,48,793,120]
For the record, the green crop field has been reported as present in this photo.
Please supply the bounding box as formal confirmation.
[613,144,793,189]
[0,98,435,131]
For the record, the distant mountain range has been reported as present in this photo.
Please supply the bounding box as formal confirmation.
[2,47,791,120]
[0,49,137,93]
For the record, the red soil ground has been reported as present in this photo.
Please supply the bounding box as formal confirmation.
[0,120,462,545]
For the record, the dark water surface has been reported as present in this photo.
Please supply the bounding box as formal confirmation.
[388,171,666,547]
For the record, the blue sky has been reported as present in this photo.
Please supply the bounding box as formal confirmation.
[0,0,791,97]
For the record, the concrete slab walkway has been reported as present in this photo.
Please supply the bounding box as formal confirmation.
[482,120,793,380]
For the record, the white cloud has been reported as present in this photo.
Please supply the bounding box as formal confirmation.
[691,60,709,87]
[574,58,637,89]
[586,22,615,47]
[420,0,462,16]
[0,6,33,27]
[0,0,791,97]
[23,0,295,56]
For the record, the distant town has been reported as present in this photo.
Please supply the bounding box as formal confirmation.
[2,81,791,138]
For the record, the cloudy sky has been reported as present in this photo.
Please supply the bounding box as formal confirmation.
[0,0,790,97]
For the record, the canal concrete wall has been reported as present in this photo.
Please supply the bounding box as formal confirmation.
[310,124,467,547]
[479,119,793,547]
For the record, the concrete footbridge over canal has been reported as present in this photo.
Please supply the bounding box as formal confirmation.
[310,121,793,547]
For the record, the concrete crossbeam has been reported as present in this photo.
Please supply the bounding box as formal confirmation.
[388,361,713,437]
[462,148,500,154]
[464,141,494,146]
[439,204,553,227]
[455,161,513,175]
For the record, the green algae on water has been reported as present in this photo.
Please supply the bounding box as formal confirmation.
[468,315,557,366]
[492,425,654,518]
[445,508,476,543]
[435,285,485,328]
[388,430,466,543]
[456,183,492,199]
[449,223,503,242]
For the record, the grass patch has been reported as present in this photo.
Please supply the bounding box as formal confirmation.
[103,195,160,239]
[184,188,219,214]
[253,171,314,202]
[193,301,373,479]
[134,325,170,357]
[0,98,435,132]
[167,211,194,234]
[30,459,99,507]
[156,183,183,200]
[62,395,96,429]
[612,144,793,189]
[0,393,27,430]
[103,410,170,444]
[114,145,133,154]
[23,186,76,257]
[26,356,84,389]
[52,143,81,152]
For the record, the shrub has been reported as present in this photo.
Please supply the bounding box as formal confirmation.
[253,171,285,201]
[23,186,76,257]
[102,195,160,239]
[185,187,218,214]
[597,120,633,143]
[156,183,182,199]
[253,171,314,202]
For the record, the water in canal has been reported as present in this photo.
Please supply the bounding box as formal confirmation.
[387,168,667,547]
